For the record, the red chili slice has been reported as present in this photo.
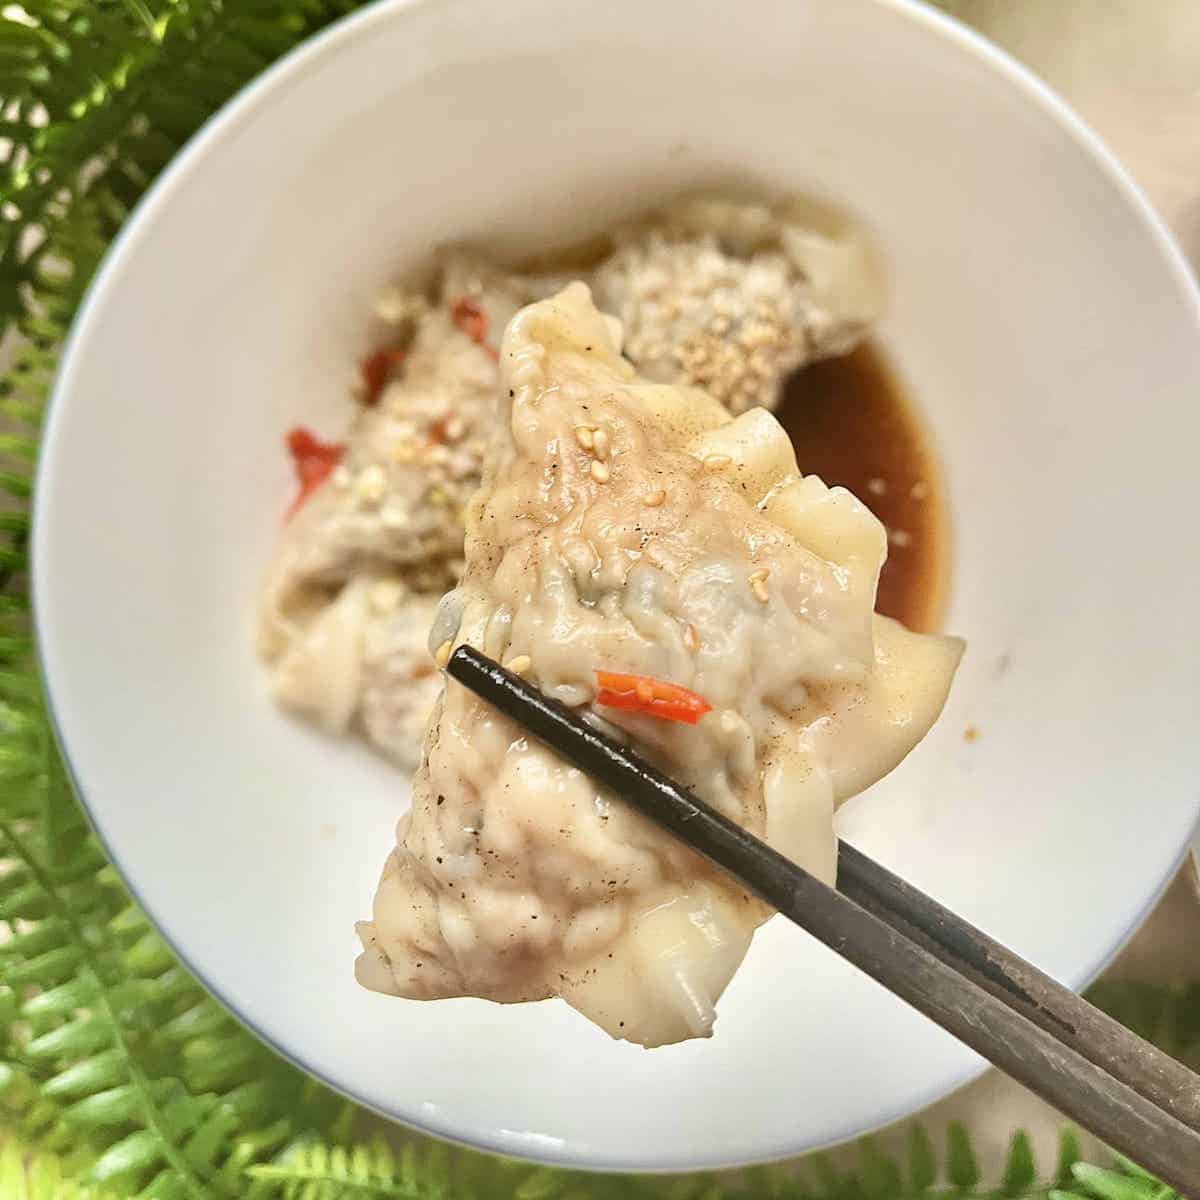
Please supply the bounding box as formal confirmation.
[594,670,713,725]
[285,427,344,520]
[360,347,406,406]
[451,296,498,360]
[451,296,488,342]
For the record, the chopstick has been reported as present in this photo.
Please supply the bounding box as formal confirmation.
[447,646,1200,1196]
[836,841,1200,1133]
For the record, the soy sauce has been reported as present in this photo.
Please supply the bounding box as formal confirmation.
[776,343,947,633]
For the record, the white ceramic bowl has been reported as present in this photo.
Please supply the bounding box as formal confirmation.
[33,0,1200,1172]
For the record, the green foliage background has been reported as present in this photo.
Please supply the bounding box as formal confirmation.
[0,1,1196,1196]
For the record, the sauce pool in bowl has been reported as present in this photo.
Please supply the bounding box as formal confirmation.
[779,343,948,633]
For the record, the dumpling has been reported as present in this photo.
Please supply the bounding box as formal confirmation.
[259,198,885,770]
[355,283,962,1046]
[592,194,884,414]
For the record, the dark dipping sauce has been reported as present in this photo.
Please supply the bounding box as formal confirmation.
[776,342,947,633]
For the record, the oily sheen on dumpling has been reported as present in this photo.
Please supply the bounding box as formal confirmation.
[355,283,962,1046]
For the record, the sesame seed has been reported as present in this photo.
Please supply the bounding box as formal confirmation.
[504,654,532,676]
[888,528,912,548]
[910,481,929,501]
[703,453,733,471]
[592,428,610,460]
[590,460,610,483]
[434,640,453,669]
[643,489,666,507]
[749,568,771,603]
[574,426,594,450]
[866,477,887,496]
[369,580,405,614]
[683,624,699,652]
[354,464,388,504]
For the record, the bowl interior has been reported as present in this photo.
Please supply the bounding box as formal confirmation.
[34,0,1200,1170]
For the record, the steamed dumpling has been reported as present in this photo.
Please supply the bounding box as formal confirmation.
[355,283,961,1046]
[592,195,884,414]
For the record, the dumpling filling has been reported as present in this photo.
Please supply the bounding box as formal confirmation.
[355,284,961,1046]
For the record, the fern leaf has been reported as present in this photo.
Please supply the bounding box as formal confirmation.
[0,1137,124,1199]
[247,1135,455,1197]
[89,1128,165,1185]
[855,1137,902,1200]
[1000,1130,1036,1196]
[42,1049,127,1099]
[906,1124,937,1194]
[64,1083,164,1130]
[513,1166,570,1200]
[1066,1162,1174,1200]
[1055,1129,1083,1189]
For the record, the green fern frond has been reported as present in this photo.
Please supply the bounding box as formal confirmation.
[246,1136,444,1198]
[0,1137,125,1199]
[1050,1155,1180,1200]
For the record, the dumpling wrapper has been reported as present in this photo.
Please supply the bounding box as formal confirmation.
[356,283,962,1046]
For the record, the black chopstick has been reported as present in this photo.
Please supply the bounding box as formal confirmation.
[836,840,1200,1135]
[447,646,1200,1196]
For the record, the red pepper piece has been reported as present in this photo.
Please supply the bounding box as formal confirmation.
[360,347,406,406]
[594,670,713,725]
[285,427,344,520]
[451,296,499,360]
[451,296,489,343]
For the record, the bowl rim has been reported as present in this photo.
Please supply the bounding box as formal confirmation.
[30,0,1200,1172]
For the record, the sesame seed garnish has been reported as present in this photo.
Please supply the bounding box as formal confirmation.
[434,640,453,669]
[354,464,388,504]
[592,428,610,460]
[504,654,532,676]
[683,624,699,652]
[590,460,610,483]
[748,568,771,603]
[888,528,912,548]
[910,481,929,501]
[369,579,405,614]
[574,426,595,450]
[866,477,887,496]
[703,454,732,471]
[643,489,666,507]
